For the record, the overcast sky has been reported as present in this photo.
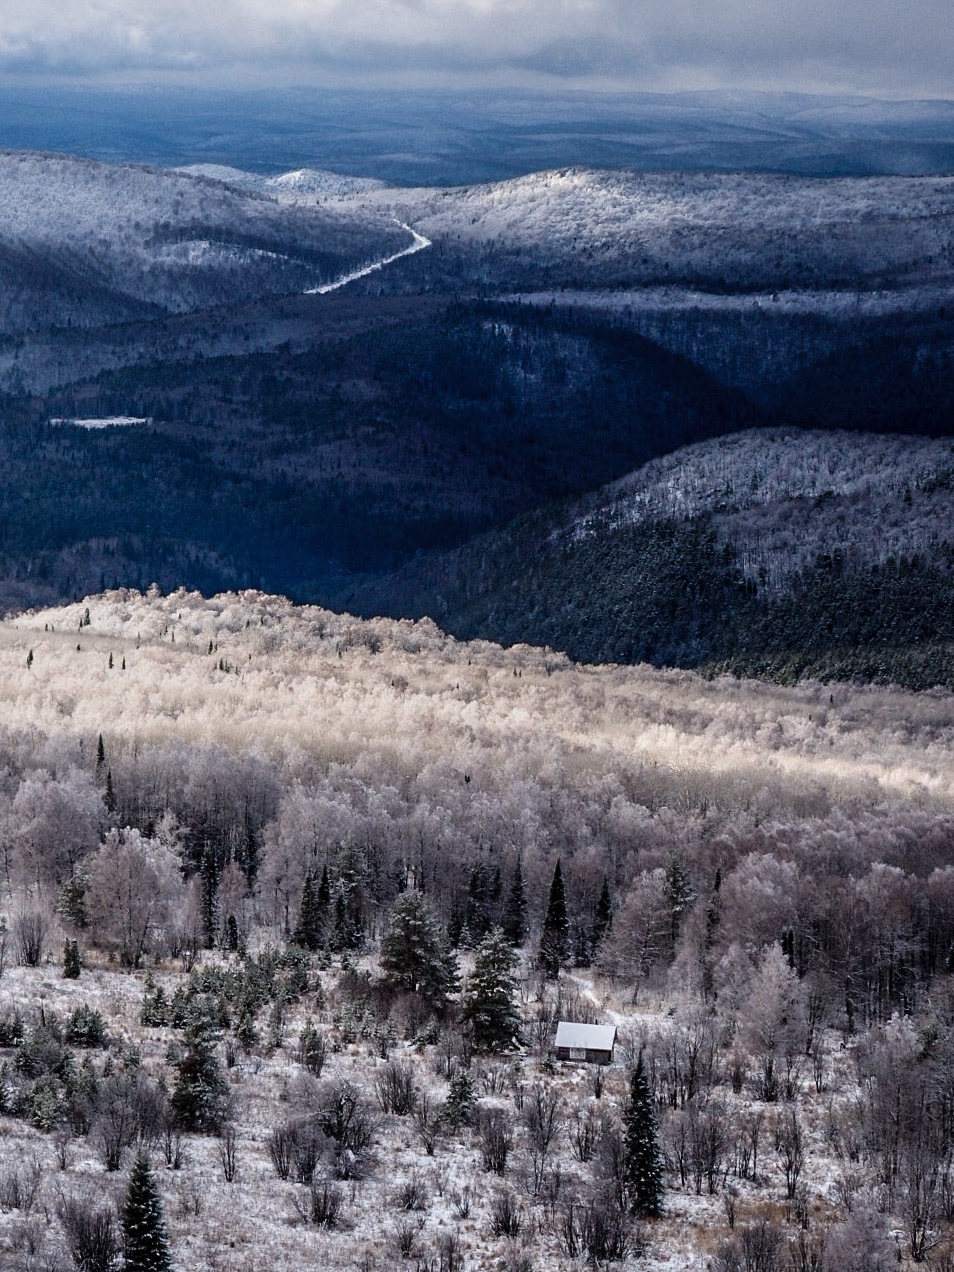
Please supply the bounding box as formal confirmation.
[0,0,951,97]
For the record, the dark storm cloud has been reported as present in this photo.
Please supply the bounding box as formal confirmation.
[0,0,950,94]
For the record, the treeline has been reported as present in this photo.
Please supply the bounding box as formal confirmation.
[1,719,952,1034]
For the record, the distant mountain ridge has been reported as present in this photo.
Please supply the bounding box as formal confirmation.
[0,151,403,336]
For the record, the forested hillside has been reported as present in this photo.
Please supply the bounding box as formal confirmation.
[0,155,951,696]
[348,429,954,689]
[0,152,403,334]
[0,590,950,1269]
[0,304,756,611]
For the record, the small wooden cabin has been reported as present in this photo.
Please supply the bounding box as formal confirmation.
[554,1021,617,1065]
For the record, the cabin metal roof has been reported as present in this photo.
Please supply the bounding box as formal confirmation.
[554,1021,617,1051]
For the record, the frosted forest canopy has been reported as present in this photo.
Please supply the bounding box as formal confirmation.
[1,586,953,1025]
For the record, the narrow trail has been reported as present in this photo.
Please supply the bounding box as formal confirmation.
[304,221,431,295]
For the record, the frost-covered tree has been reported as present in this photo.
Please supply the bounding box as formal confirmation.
[740,941,807,1099]
[462,927,521,1051]
[121,1152,172,1272]
[4,767,105,894]
[84,828,185,968]
[624,1051,664,1218]
[597,869,669,995]
[379,890,458,1009]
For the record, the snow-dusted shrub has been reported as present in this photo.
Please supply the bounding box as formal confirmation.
[375,1060,417,1116]
[58,1194,117,1272]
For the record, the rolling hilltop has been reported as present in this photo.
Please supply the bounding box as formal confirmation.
[0,151,403,337]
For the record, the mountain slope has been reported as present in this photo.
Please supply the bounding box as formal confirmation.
[0,151,404,334]
[0,303,760,612]
[344,428,954,689]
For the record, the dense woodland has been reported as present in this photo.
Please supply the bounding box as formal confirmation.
[0,591,948,1267]
[350,428,954,691]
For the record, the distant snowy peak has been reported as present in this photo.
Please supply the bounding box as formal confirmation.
[267,169,387,197]
[177,164,388,199]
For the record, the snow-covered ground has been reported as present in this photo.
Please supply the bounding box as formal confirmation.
[303,222,431,295]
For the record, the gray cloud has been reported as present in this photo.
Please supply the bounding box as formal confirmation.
[0,0,950,95]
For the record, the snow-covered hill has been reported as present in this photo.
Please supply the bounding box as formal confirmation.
[587,428,954,594]
[171,162,954,296]
[7,585,953,805]
[0,152,405,333]
[373,166,954,293]
[350,427,954,686]
[177,164,388,199]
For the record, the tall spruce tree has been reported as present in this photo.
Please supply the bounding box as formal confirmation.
[198,845,220,949]
[379,890,459,1008]
[665,855,694,946]
[502,856,527,947]
[104,768,117,815]
[623,1052,664,1218]
[121,1152,172,1272]
[293,869,324,951]
[462,927,522,1051]
[538,860,570,976]
[316,864,332,913]
[463,864,492,944]
[170,1015,230,1133]
[592,877,613,951]
[62,939,81,979]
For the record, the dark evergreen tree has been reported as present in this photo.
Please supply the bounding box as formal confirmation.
[121,1152,172,1272]
[104,768,117,815]
[198,845,221,950]
[462,927,521,1051]
[463,864,492,943]
[96,733,106,772]
[63,938,81,979]
[58,871,88,929]
[140,977,168,1027]
[379,890,459,1008]
[623,1052,664,1218]
[336,841,367,949]
[170,1016,230,1133]
[225,915,240,953]
[316,864,332,913]
[665,855,694,946]
[292,870,324,951]
[444,1068,476,1129]
[538,860,570,977]
[235,1005,258,1052]
[592,877,613,951]
[501,856,527,947]
[702,868,723,1002]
